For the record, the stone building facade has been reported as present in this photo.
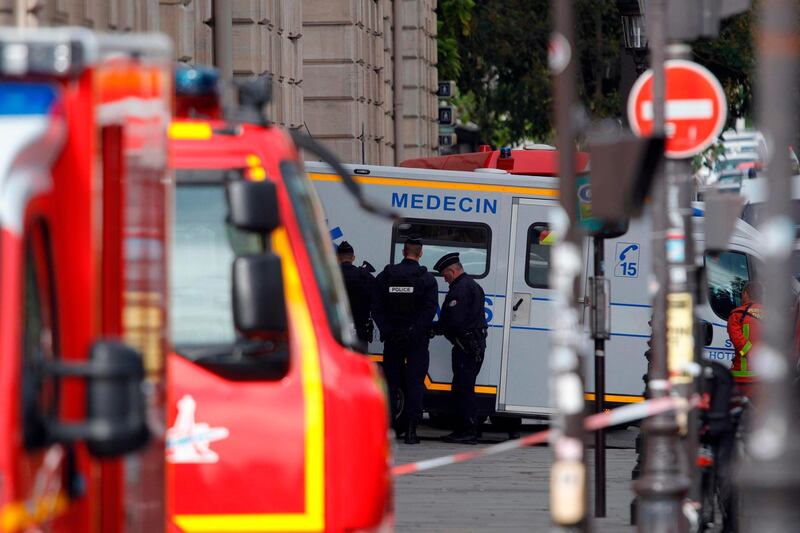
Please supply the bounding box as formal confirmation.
[1,0,438,165]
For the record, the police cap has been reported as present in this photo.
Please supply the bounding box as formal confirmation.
[336,240,354,254]
[433,252,460,273]
[404,236,423,246]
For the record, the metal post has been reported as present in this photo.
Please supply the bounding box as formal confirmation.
[633,0,690,531]
[15,0,25,27]
[212,0,233,83]
[663,42,700,508]
[593,236,607,518]
[738,1,800,531]
[361,123,366,164]
[392,0,404,165]
[550,1,587,530]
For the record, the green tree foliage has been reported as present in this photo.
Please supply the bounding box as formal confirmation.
[437,0,624,147]
[437,2,758,148]
[437,0,475,81]
[693,8,755,126]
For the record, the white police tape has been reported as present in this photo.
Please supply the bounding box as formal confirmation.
[392,394,694,476]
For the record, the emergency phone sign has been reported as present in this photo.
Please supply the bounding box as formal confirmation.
[615,242,639,278]
[628,60,727,159]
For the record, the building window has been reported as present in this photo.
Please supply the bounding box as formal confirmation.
[525,223,553,288]
[391,219,491,278]
[706,251,751,320]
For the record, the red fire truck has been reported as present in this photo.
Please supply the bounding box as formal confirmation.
[166,67,392,532]
[0,29,172,532]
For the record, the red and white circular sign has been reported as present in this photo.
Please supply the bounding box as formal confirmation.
[628,60,727,159]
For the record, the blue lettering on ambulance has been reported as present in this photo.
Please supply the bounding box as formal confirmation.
[391,192,408,208]
[705,350,734,362]
[390,191,498,215]
[484,297,494,323]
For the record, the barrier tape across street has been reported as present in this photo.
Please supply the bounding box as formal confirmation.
[392,395,695,476]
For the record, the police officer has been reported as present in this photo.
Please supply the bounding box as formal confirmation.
[336,241,375,346]
[372,237,438,444]
[432,252,487,444]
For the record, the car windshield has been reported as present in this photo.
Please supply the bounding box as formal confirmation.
[715,158,752,172]
[170,175,263,346]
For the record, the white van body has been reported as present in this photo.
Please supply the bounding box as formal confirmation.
[308,161,765,416]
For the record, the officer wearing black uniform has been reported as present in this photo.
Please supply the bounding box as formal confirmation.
[432,252,488,444]
[372,237,438,444]
[336,241,375,346]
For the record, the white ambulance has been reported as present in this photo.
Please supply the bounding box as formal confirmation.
[308,160,765,418]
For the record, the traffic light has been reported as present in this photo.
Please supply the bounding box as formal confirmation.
[437,81,456,98]
[437,80,457,154]
[438,106,454,126]
[438,133,456,147]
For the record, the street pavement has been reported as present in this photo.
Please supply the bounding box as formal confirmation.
[393,422,639,532]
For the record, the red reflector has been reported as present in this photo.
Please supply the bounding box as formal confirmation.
[696,456,714,467]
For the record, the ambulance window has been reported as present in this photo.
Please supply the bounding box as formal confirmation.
[706,251,751,320]
[281,161,353,346]
[525,223,552,288]
[391,219,490,278]
[22,221,59,449]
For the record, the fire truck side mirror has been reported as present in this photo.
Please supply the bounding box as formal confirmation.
[46,341,149,458]
[227,180,280,233]
[232,253,288,336]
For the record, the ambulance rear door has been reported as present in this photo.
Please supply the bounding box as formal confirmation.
[496,197,558,414]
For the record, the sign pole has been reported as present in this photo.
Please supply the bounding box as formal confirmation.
[663,41,701,510]
[593,235,607,518]
[550,0,587,530]
[632,1,690,530]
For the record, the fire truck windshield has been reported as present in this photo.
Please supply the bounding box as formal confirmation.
[280,161,354,348]
[170,177,263,347]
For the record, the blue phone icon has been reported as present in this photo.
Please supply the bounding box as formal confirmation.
[619,243,639,261]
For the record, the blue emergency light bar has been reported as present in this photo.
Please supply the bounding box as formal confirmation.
[175,65,220,97]
[0,82,58,115]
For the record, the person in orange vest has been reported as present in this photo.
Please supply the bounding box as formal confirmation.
[727,281,763,377]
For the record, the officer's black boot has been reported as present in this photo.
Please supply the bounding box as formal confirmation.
[442,419,464,442]
[443,420,477,445]
[404,421,420,444]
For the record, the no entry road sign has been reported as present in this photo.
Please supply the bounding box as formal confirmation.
[628,60,727,159]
